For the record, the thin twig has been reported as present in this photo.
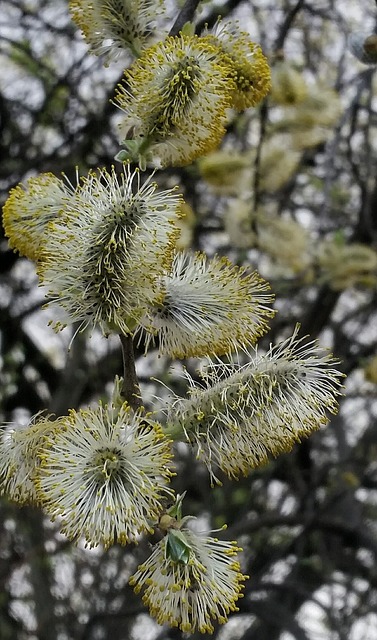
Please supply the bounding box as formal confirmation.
[196,0,244,33]
[252,98,269,216]
[119,333,143,409]
[274,0,306,52]
[169,0,202,36]
[253,0,305,215]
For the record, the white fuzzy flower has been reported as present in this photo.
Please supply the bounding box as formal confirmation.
[205,20,271,110]
[69,0,165,61]
[38,165,182,335]
[0,416,55,504]
[198,150,253,196]
[166,327,344,482]
[114,34,235,168]
[2,173,75,261]
[130,523,246,633]
[318,241,377,290]
[270,59,308,106]
[36,401,174,548]
[137,251,275,357]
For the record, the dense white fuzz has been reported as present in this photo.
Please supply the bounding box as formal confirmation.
[166,328,344,481]
[38,165,182,334]
[130,524,246,633]
[69,0,165,61]
[2,173,75,261]
[36,401,174,548]
[114,35,235,168]
[0,416,55,504]
[138,251,275,357]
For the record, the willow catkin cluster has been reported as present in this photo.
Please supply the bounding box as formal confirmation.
[137,251,275,357]
[114,26,271,168]
[1,4,346,634]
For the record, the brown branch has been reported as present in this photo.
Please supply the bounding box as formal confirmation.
[300,174,377,339]
[49,327,87,415]
[274,0,306,52]
[169,0,202,36]
[196,0,244,33]
[17,507,59,640]
[119,333,143,409]
[252,98,269,215]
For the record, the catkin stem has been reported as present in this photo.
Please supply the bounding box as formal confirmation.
[169,0,202,36]
[119,333,143,409]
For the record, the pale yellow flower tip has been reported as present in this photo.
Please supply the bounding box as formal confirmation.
[271,85,342,134]
[270,59,308,106]
[137,251,275,358]
[0,415,56,505]
[224,199,257,249]
[364,355,377,384]
[129,525,247,633]
[174,202,196,250]
[69,0,165,62]
[167,327,344,482]
[318,241,377,290]
[35,401,174,549]
[224,201,311,274]
[114,34,235,168]
[198,150,252,195]
[259,137,301,192]
[2,173,73,261]
[206,20,271,110]
[257,212,311,274]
